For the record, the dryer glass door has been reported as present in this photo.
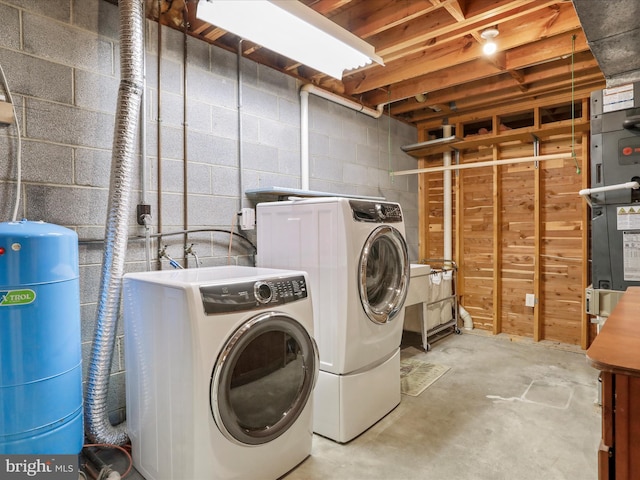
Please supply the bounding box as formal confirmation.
[210,312,318,446]
[358,225,409,324]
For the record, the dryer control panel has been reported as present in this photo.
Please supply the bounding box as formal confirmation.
[200,275,308,315]
[349,200,403,223]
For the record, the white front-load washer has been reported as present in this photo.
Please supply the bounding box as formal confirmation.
[123,266,318,480]
[257,197,409,443]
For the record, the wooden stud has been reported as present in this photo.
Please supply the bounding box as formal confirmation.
[493,144,502,335]
[418,127,429,261]
[415,94,591,345]
[533,149,542,341]
[455,148,464,302]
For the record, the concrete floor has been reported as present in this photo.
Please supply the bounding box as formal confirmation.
[283,330,601,480]
[92,330,601,480]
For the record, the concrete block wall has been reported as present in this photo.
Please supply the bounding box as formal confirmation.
[0,0,417,425]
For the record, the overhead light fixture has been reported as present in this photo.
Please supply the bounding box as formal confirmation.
[196,0,384,79]
[480,27,499,56]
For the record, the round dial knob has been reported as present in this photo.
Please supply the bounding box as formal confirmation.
[254,282,273,304]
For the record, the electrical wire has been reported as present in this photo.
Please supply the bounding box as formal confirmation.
[78,227,257,253]
[228,213,237,264]
[0,61,23,221]
[387,88,393,182]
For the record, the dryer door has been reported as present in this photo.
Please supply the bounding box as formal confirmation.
[210,312,318,446]
[358,225,410,324]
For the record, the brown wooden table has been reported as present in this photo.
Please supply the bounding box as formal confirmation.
[587,286,640,480]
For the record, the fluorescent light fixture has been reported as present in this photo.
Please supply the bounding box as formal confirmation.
[196,0,384,79]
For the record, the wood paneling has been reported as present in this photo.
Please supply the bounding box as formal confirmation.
[418,97,590,346]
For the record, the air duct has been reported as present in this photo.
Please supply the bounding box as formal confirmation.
[85,0,144,446]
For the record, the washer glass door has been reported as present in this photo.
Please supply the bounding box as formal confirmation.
[358,225,409,324]
[210,312,318,445]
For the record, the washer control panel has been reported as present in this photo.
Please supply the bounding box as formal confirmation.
[349,199,403,223]
[200,275,308,315]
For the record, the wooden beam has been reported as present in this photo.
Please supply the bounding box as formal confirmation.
[345,3,582,94]
[328,0,441,39]
[305,0,354,15]
[361,28,590,104]
[388,52,598,115]
[408,75,602,125]
[445,0,466,20]
[493,144,502,335]
[369,0,558,60]
[418,128,430,261]
[405,119,590,158]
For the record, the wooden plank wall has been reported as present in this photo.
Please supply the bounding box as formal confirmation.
[417,100,590,347]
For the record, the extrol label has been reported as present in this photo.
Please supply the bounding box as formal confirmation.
[0,289,36,306]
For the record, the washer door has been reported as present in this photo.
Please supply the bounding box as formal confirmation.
[358,225,410,324]
[210,312,318,446]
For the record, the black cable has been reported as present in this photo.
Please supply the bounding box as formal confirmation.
[78,228,257,252]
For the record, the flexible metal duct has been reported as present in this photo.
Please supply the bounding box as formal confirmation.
[85,0,144,445]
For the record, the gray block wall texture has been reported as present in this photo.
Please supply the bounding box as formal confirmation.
[0,0,418,424]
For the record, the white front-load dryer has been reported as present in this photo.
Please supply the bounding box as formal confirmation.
[123,266,318,480]
[257,197,409,443]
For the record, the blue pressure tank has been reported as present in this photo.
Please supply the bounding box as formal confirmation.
[0,220,83,454]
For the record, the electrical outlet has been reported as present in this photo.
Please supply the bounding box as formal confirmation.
[525,293,535,307]
[240,207,255,230]
[137,204,151,225]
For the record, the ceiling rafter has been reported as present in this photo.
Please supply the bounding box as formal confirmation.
[153,0,604,130]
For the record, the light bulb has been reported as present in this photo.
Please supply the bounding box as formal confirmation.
[483,41,497,55]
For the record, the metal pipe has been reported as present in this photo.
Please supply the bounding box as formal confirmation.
[139,5,151,272]
[85,0,144,446]
[182,6,189,267]
[140,13,148,206]
[156,0,163,268]
[238,40,245,210]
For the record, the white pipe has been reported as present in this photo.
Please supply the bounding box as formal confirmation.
[579,181,640,208]
[579,181,639,197]
[300,88,310,191]
[459,304,473,330]
[300,83,384,190]
[391,153,573,176]
[443,125,452,263]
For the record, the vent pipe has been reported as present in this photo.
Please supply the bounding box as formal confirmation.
[300,84,384,190]
[85,0,144,445]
